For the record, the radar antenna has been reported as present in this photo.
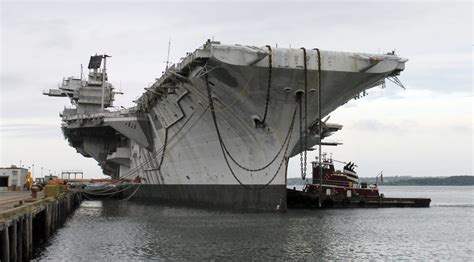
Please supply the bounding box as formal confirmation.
[80,64,83,81]
[165,38,171,70]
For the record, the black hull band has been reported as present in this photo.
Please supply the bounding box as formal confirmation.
[118,184,287,212]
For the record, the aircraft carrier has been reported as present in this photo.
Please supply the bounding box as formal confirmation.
[44,40,407,211]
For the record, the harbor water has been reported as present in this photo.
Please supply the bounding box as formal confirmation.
[36,186,473,260]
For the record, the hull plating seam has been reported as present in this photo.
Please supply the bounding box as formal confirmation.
[157,91,190,171]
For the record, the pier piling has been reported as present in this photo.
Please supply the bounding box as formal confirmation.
[0,191,82,261]
[1,225,9,262]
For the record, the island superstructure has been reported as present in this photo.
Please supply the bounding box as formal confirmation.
[44,40,407,211]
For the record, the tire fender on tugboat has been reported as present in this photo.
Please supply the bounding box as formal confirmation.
[341,197,350,207]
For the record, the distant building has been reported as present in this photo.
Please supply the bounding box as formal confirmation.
[0,165,28,191]
[44,175,58,182]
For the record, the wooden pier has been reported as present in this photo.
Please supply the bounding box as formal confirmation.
[0,190,82,261]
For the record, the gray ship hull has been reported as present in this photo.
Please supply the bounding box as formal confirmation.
[45,41,407,211]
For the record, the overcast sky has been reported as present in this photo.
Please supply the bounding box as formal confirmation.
[0,1,472,179]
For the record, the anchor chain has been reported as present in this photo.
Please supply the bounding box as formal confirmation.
[300,47,308,180]
[298,93,304,180]
[315,47,323,192]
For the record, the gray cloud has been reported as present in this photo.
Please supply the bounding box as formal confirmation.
[0,123,62,138]
[351,119,419,134]
[1,1,471,177]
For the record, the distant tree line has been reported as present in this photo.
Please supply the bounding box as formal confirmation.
[287,176,474,186]
[379,176,474,186]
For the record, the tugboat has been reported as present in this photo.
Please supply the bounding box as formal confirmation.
[287,153,431,208]
[305,153,380,200]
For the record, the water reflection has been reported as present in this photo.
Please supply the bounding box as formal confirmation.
[38,186,473,260]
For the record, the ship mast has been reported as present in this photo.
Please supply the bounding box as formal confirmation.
[101,54,110,112]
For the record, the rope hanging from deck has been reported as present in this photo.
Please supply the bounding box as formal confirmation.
[205,56,294,172]
[206,88,295,171]
[205,73,296,190]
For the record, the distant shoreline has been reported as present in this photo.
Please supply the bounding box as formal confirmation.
[287,176,474,186]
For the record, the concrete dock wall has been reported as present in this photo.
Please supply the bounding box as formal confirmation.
[0,191,82,261]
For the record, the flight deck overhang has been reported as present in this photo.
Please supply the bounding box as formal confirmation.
[61,110,154,150]
[104,116,153,150]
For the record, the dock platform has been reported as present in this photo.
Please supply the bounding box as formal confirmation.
[0,190,83,261]
[287,188,431,208]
